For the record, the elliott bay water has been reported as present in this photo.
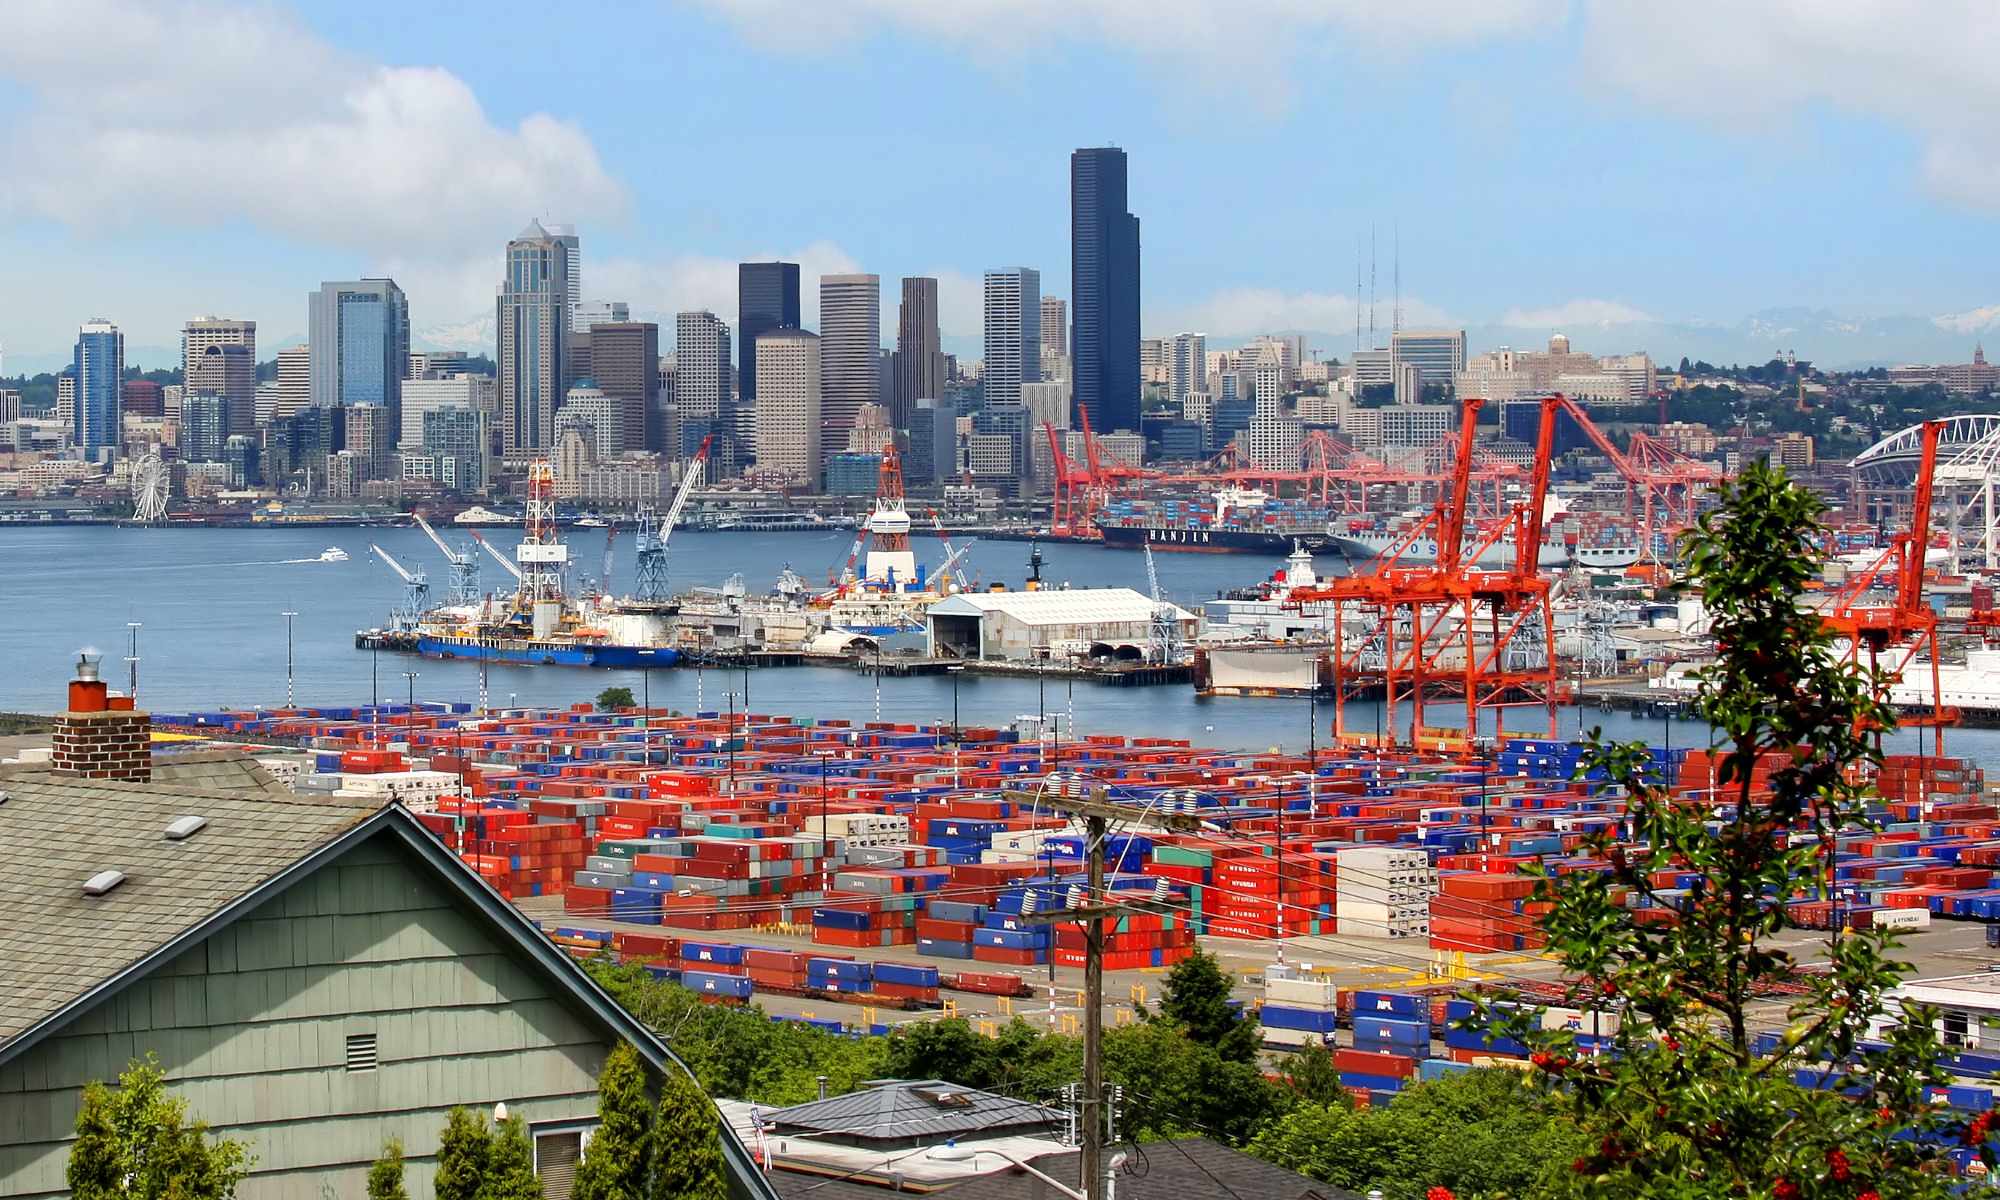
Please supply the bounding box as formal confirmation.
[2,523,1991,770]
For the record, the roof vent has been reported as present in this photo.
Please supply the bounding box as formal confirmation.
[0,789,10,805]
[164,815,208,841]
[83,869,127,897]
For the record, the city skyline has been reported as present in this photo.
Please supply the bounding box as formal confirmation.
[5,1,2000,370]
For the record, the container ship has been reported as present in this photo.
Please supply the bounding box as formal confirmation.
[1095,488,1338,554]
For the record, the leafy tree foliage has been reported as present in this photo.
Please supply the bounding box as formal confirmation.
[1157,948,1260,1062]
[1275,1041,1350,1108]
[597,686,636,711]
[1251,1069,1587,1200]
[67,1055,251,1200]
[1103,1019,1287,1146]
[366,1138,409,1200]
[433,1107,492,1200]
[480,1114,543,1200]
[650,1063,728,1200]
[572,1043,653,1200]
[886,1016,1081,1098]
[1471,460,1980,1198]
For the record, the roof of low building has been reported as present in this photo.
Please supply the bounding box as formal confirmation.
[928,589,1193,625]
[941,1137,1351,1200]
[765,1079,1065,1144]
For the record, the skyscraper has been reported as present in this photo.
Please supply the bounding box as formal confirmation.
[181,317,256,423]
[180,394,230,462]
[590,322,662,451]
[982,269,1042,410]
[496,220,572,452]
[737,262,801,431]
[893,276,944,429]
[674,310,732,461]
[818,273,880,466]
[1071,147,1141,433]
[187,344,256,436]
[1168,332,1207,406]
[276,345,310,419]
[546,224,583,332]
[1040,296,1067,359]
[307,278,410,428]
[72,318,123,458]
[753,330,822,490]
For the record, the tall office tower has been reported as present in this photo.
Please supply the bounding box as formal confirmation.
[187,343,256,436]
[342,402,394,483]
[674,310,732,461]
[423,406,491,492]
[181,317,255,406]
[400,376,494,449]
[554,384,629,459]
[1389,329,1466,391]
[892,276,944,430]
[818,273,880,466]
[407,350,470,380]
[72,318,124,458]
[496,220,573,452]
[737,261,801,433]
[546,224,583,332]
[573,299,628,332]
[590,322,661,451]
[753,330,822,490]
[1071,146,1141,432]
[57,373,76,429]
[307,278,410,432]
[1168,332,1207,405]
[276,345,310,418]
[120,379,163,418]
[1040,295,1067,359]
[180,394,230,462]
[982,269,1042,410]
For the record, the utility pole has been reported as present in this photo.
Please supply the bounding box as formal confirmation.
[282,609,299,707]
[124,622,141,702]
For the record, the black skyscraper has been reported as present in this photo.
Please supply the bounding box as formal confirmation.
[737,261,801,415]
[1070,147,1141,434]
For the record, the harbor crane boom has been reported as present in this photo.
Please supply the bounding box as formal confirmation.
[471,532,525,582]
[412,511,480,604]
[637,435,711,601]
[929,509,972,589]
[368,544,431,630]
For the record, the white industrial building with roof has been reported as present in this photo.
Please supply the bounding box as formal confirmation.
[925,588,1197,661]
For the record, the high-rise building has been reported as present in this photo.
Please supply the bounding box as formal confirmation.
[401,376,494,449]
[343,403,394,482]
[588,322,661,451]
[738,262,801,434]
[753,330,821,489]
[1168,333,1206,405]
[181,317,255,402]
[187,343,256,437]
[496,220,572,451]
[72,319,123,458]
[262,405,343,490]
[1071,146,1141,433]
[546,224,583,332]
[674,310,731,444]
[819,273,880,466]
[1390,329,1466,392]
[307,279,409,428]
[893,276,944,430]
[407,350,470,380]
[1040,296,1067,359]
[554,385,630,460]
[254,380,281,428]
[277,345,310,418]
[225,435,260,488]
[421,406,490,492]
[907,396,954,486]
[180,394,230,462]
[573,299,628,333]
[982,269,1041,411]
[120,379,163,419]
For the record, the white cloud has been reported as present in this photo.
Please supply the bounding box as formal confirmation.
[1579,1,2000,212]
[1496,299,1653,329]
[1150,286,1454,341]
[0,1,626,254]
[1934,306,2000,336]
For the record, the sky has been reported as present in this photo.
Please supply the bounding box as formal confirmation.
[5,0,2000,372]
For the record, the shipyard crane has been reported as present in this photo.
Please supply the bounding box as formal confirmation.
[933,539,977,592]
[1550,394,1721,551]
[1143,543,1184,665]
[472,531,524,582]
[635,435,711,601]
[929,509,972,590]
[369,544,430,631]
[600,525,617,597]
[412,511,479,605]
[1823,418,1953,753]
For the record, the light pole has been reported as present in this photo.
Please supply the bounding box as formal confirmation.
[125,622,141,702]
[874,640,883,725]
[402,670,419,749]
[725,689,738,795]
[948,665,964,791]
[696,660,704,713]
[639,651,655,764]
[1037,654,1048,772]
[282,609,299,707]
[371,643,380,708]
[814,750,833,894]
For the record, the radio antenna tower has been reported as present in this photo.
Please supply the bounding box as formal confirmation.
[1393,224,1402,335]
[1369,226,1377,346]
[1354,240,1362,355]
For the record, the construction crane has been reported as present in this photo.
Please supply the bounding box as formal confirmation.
[929,509,972,590]
[636,434,711,601]
[412,511,479,605]
[1143,543,1183,665]
[1823,418,1953,753]
[369,544,430,630]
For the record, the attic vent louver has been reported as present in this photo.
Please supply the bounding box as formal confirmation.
[83,869,127,897]
[164,815,208,841]
[345,1033,378,1072]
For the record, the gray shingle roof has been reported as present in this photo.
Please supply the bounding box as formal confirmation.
[0,768,377,1043]
[767,1081,1066,1144]
[939,1138,1353,1200]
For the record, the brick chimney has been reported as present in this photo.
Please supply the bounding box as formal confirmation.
[51,652,152,782]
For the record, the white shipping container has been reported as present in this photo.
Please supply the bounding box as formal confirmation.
[1868,908,1932,932]
[1265,977,1341,1009]
[1259,1025,1331,1048]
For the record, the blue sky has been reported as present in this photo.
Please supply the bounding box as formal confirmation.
[4,0,2000,370]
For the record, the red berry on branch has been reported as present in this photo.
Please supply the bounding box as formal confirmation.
[1826,1148,1851,1182]
[1772,1178,1799,1200]
[1426,1188,1455,1200]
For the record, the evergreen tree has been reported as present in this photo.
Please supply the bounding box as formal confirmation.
[480,1115,542,1200]
[597,686,636,711]
[366,1137,409,1200]
[433,1108,491,1200]
[649,1066,727,1200]
[1158,948,1259,1061]
[67,1056,251,1200]
[572,1044,653,1200]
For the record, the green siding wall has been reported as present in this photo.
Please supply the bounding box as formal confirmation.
[0,832,611,1200]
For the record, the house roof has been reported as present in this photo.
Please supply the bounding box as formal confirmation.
[927,589,1193,627]
[0,766,779,1200]
[766,1080,1066,1143]
[940,1138,1353,1200]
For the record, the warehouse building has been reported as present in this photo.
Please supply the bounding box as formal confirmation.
[0,661,774,1200]
[926,588,1197,662]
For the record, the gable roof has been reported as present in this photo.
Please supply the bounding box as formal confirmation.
[927,589,1193,626]
[939,1138,1352,1200]
[766,1080,1064,1144]
[0,769,779,1200]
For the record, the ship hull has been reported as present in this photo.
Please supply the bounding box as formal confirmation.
[416,634,681,669]
[1098,523,1332,554]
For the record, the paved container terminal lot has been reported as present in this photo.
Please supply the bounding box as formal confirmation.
[520,895,2000,1033]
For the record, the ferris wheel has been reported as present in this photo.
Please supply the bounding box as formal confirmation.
[132,454,170,522]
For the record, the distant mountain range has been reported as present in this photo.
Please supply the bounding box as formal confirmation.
[7,306,1996,378]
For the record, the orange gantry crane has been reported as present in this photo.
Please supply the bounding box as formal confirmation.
[1551,394,1721,551]
[1821,418,1954,754]
[1284,394,1564,751]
